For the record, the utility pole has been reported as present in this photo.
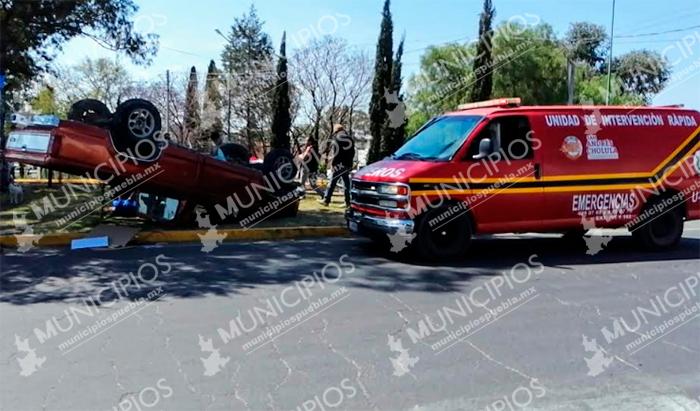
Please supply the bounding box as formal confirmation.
[166,70,171,135]
[566,59,575,105]
[227,74,232,140]
[605,0,616,105]
[215,29,234,142]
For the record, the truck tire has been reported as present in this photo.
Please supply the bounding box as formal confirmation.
[264,148,297,184]
[631,197,684,250]
[415,207,472,260]
[68,99,112,126]
[561,228,588,245]
[113,99,162,144]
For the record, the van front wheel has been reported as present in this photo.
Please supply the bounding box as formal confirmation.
[416,207,472,260]
[631,198,684,250]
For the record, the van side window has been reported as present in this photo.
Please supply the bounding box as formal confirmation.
[467,116,534,160]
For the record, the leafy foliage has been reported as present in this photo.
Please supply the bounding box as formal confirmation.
[469,0,495,102]
[51,57,136,111]
[31,86,60,116]
[610,50,670,102]
[270,32,291,150]
[565,22,608,68]
[184,66,201,143]
[380,36,406,156]
[220,4,275,152]
[0,0,158,91]
[491,23,568,104]
[408,20,668,115]
[367,0,394,163]
[202,60,223,139]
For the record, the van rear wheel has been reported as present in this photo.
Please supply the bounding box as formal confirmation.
[416,207,472,260]
[631,198,684,250]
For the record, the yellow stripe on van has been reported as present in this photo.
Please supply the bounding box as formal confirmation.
[410,139,700,196]
[408,125,700,185]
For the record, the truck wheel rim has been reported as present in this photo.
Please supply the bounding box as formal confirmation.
[430,223,459,247]
[128,109,155,138]
[274,157,294,180]
[651,212,676,240]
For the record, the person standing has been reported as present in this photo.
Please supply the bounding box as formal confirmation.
[321,124,355,207]
[297,139,319,190]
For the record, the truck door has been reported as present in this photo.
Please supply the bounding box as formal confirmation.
[460,115,545,232]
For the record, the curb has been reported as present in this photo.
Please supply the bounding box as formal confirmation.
[0,226,349,249]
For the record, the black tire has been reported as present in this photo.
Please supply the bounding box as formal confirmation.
[415,207,473,260]
[220,143,250,165]
[67,99,112,126]
[631,197,684,250]
[264,148,297,184]
[112,99,162,144]
[561,228,588,244]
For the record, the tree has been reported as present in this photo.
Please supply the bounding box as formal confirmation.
[408,43,476,118]
[292,37,372,154]
[202,60,223,139]
[610,50,670,102]
[220,4,275,153]
[367,0,394,164]
[408,23,568,114]
[565,22,608,68]
[52,57,136,111]
[576,73,644,105]
[0,0,157,148]
[31,86,60,115]
[184,66,201,148]
[381,36,406,156]
[469,0,495,102]
[491,23,568,104]
[270,32,291,150]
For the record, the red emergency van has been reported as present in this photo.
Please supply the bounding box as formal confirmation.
[346,98,700,259]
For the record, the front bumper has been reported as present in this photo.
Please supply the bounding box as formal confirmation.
[345,208,414,236]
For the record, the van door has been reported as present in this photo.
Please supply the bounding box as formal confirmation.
[459,115,545,232]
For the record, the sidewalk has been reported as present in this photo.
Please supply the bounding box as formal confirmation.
[0,186,351,248]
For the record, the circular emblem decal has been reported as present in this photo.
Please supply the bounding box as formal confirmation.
[693,150,700,175]
[561,136,583,160]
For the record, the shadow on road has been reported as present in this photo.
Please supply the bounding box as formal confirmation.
[0,235,698,304]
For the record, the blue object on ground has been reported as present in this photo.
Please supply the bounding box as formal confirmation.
[112,198,139,217]
[71,236,110,250]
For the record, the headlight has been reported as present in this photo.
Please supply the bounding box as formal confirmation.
[377,184,409,196]
[378,199,409,209]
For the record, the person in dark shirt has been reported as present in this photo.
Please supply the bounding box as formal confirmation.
[321,124,355,207]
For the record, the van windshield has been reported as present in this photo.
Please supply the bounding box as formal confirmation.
[392,115,483,161]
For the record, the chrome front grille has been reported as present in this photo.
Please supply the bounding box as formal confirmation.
[350,180,410,211]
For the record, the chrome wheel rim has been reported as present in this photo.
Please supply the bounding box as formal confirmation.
[127,109,155,138]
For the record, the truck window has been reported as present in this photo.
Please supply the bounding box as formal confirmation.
[467,116,534,160]
[393,115,483,161]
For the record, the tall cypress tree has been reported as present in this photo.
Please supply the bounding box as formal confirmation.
[470,0,495,102]
[270,32,291,150]
[221,5,274,152]
[202,60,223,138]
[184,66,201,145]
[381,36,406,156]
[367,0,394,164]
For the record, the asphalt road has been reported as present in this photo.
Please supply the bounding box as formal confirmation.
[1,222,699,411]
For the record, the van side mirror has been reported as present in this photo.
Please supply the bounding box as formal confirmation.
[472,138,492,160]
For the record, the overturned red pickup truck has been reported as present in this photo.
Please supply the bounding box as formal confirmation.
[3,99,301,224]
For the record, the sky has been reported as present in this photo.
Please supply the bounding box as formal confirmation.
[57,0,700,109]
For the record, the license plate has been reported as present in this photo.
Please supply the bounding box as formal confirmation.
[7,131,52,153]
[348,221,359,232]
